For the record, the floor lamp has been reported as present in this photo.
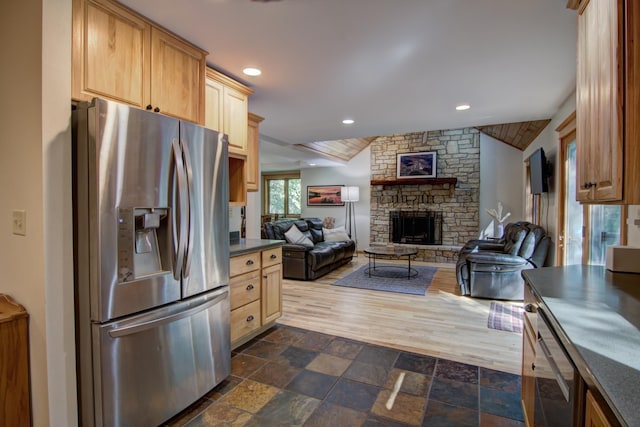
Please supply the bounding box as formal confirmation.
[343,186,359,256]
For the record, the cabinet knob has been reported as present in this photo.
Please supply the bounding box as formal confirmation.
[263,275,268,279]
[154,107,160,113]
[246,259,254,266]
[270,254,277,259]
[146,105,153,110]
[246,284,254,291]
[531,363,535,371]
[524,303,535,313]
[246,315,254,322]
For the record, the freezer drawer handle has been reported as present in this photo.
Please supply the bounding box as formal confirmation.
[246,284,254,291]
[108,291,228,338]
[246,315,254,322]
[246,260,254,266]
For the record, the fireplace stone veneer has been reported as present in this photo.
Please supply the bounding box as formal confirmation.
[370,129,480,263]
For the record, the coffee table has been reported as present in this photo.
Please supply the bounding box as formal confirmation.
[363,246,418,279]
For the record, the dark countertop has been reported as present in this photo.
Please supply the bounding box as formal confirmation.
[230,238,284,256]
[522,265,640,427]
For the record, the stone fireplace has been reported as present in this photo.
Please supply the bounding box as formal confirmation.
[370,129,480,263]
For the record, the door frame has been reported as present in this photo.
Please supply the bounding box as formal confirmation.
[556,112,580,265]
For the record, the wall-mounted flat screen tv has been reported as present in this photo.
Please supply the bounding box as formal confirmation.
[529,148,549,194]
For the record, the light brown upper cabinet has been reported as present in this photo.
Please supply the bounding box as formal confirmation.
[247,113,264,192]
[72,0,206,124]
[205,68,253,155]
[575,0,640,203]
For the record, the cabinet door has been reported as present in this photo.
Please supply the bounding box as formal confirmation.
[246,113,264,192]
[261,263,282,324]
[585,390,612,427]
[576,0,595,202]
[150,27,205,123]
[576,0,623,202]
[72,0,150,107]
[204,76,224,132]
[521,320,536,427]
[224,87,249,154]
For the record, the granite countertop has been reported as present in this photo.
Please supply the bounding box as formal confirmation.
[230,238,284,256]
[522,265,640,427]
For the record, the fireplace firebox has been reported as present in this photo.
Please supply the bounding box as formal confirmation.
[389,210,442,245]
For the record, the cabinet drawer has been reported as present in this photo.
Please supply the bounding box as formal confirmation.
[262,247,282,268]
[230,300,261,342]
[230,252,260,276]
[230,270,261,310]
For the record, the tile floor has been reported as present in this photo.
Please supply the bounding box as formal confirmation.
[164,325,524,426]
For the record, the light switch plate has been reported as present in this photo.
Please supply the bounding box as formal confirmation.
[12,209,26,236]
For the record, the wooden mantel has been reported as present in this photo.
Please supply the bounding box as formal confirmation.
[370,177,457,186]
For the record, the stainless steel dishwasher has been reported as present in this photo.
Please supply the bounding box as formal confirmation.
[534,307,585,427]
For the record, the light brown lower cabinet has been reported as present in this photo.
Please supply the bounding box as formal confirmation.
[0,295,30,427]
[230,245,282,348]
[585,390,613,427]
[521,316,536,427]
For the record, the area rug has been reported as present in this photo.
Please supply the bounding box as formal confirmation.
[333,264,437,295]
[488,302,523,333]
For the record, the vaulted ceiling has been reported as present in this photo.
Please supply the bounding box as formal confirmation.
[118,0,577,170]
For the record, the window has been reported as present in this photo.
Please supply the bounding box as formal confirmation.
[262,172,301,219]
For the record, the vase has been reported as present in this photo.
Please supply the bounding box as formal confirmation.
[495,222,504,238]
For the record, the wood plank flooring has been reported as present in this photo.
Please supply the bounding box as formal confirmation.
[278,256,523,375]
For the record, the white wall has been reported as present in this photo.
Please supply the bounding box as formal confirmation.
[301,147,371,250]
[245,191,261,239]
[0,0,76,426]
[523,90,577,265]
[479,134,524,237]
[628,205,640,246]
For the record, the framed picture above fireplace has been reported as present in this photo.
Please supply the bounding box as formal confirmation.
[307,185,345,206]
[397,151,437,179]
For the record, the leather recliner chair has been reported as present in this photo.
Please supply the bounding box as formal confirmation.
[456,221,550,300]
[261,217,356,280]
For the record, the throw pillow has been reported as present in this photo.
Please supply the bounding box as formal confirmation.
[323,226,350,242]
[284,224,314,248]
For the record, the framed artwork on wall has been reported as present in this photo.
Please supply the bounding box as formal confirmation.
[397,151,437,179]
[306,185,344,206]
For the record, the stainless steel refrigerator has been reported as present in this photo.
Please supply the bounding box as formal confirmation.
[72,98,230,427]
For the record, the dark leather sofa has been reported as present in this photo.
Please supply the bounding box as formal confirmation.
[261,218,356,280]
[456,221,550,300]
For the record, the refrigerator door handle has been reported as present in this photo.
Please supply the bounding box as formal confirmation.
[171,138,188,280]
[180,138,195,279]
[108,290,228,338]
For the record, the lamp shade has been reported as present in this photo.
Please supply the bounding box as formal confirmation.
[343,186,359,202]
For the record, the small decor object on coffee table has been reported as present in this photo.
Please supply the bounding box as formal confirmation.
[364,246,418,279]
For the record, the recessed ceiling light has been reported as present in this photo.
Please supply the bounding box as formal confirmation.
[342,119,355,125]
[456,104,471,111]
[243,67,262,76]
[308,163,316,166]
